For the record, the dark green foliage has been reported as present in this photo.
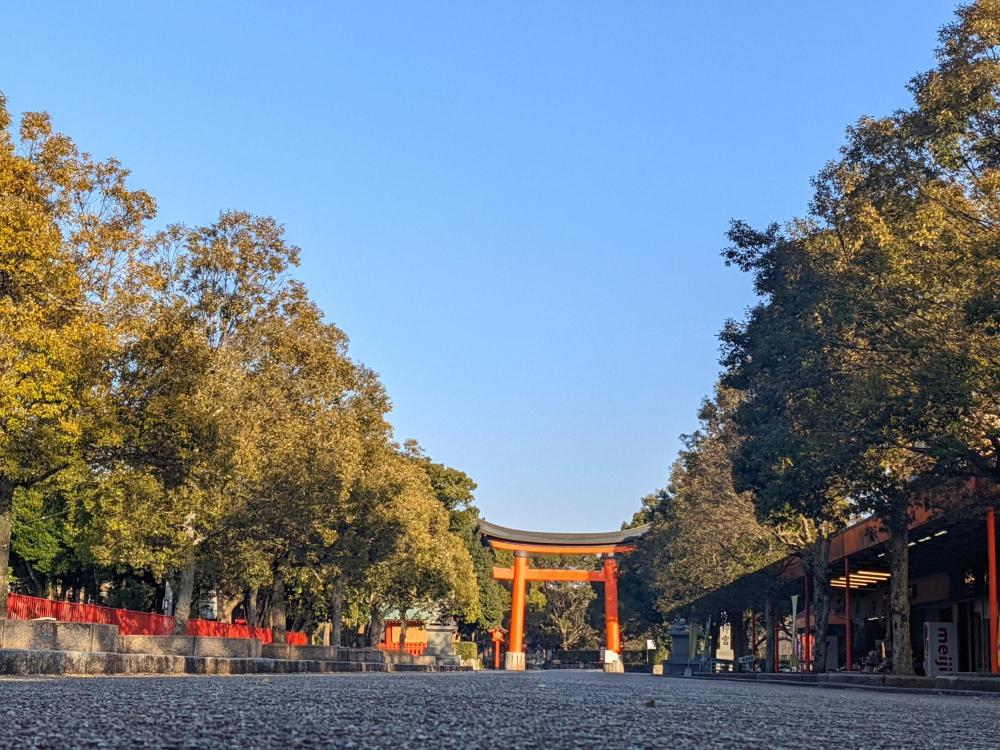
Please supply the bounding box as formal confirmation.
[454,641,478,662]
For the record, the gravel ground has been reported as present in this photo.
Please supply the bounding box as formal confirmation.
[1,669,999,749]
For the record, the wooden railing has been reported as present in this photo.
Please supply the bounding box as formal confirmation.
[7,593,175,635]
[379,641,427,656]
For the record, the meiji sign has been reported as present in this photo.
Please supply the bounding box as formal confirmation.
[923,622,957,676]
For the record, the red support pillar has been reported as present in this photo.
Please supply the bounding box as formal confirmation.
[804,573,811,672]
[490,628,504,670]
[602,555,623,672]
[506,552,528,671]
[988,509,998,674]
[844,557,853,672]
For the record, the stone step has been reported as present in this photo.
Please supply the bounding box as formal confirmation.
[683,670,1000,695]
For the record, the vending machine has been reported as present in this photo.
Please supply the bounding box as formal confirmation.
[923,621,958,676]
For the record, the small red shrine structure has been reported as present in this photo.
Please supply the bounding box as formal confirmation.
[480,520,650,672]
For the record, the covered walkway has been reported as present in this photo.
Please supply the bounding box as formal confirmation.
[675,501,1000,677]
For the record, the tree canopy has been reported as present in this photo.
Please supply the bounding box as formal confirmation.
[0,95,484,641]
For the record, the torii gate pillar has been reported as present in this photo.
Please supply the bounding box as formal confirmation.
[505,552,528,672]
[602,555,624,672]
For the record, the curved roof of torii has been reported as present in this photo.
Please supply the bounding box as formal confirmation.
[478,519,651,549]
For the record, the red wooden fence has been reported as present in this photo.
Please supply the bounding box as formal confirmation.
[6,593,307,645]
[7,593,175,635]
[379,641,428,657]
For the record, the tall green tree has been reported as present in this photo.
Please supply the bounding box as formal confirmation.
[358,447,478,646]
[0,98,153,616]
[721,221,858,672]
[85,212,300,629]
[637,388,785,631]
[722,0,1000,675]
[405,443,505,630]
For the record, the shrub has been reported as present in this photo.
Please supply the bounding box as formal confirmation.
[454,641,478,661]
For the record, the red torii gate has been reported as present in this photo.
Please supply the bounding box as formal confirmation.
[480,520,650,672]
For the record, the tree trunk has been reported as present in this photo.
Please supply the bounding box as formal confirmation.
[810,567,832,673]
[23,559,44,597]
[764,598,776,673]
[246,586,258,626]
[367,598,385,647]
[172,559,196,634]
[259,590,272,630]
[218,594,242,624]
[807,536,832,673]
[331,579,343,647]
[271,573,287,644]
[888,509,914,675]
[398,616,409,653]
[0,478,12,618]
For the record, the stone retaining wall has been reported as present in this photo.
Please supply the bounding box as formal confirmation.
[0,620,118,653]
[119,635,262,658]
[0,620,468,676]
[0,649,455,676]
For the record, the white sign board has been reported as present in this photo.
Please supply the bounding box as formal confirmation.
[923,621,958,677]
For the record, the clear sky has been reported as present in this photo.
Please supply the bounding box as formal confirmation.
[2,1,958,531]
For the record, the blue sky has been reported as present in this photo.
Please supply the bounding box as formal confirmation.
[2,1,957,530]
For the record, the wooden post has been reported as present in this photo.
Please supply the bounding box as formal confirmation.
[844,557,852,672]
[988,509,998,674]
[764,598,775,673]
[505,552,528,670]
[772,605,779,673]
[804,573,811,672]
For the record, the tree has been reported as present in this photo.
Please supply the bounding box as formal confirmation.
[358,448,478,646]
[637,388,786,636]
[84,212,301,630]
[207,286,373,640]
[539,581,596,651]
[732,2,1000,674]
[721,221,858,672]
[405,443,505,631]
[0,94,488,646]
[0,98,107,616]
[518,554,600,653]
[721,1,1000,675]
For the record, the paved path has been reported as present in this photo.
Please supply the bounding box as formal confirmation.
[1,669,998,748]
